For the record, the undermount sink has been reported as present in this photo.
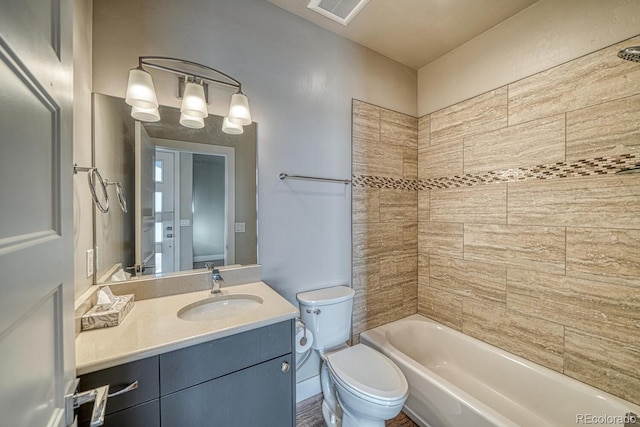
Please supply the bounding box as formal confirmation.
[177,294,264,322]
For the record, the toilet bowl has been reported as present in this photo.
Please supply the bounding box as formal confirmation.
[297,286,408,427]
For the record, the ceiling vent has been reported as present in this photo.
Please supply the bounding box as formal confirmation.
[307,0,370,26]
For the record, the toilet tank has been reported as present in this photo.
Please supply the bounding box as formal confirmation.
[297,286,355,351]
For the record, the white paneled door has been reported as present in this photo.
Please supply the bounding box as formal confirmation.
[0,0,76,426]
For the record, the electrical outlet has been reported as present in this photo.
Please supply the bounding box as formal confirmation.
[86,249,94,278]
[235,222,245,233]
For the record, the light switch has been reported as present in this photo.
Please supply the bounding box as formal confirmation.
[235,222,246,233]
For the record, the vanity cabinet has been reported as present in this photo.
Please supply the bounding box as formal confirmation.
[78,320,295,427]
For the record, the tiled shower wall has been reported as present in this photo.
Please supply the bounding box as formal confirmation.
[352,36,640,405]
[351,101,418,342]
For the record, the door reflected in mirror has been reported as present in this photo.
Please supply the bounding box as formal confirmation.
[93,93,257,284]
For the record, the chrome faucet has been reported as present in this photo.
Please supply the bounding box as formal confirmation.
[206,264,224,294]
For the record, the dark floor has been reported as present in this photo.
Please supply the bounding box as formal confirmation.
[296,394,418,427]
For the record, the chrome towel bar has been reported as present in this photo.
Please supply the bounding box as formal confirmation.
[73,164,127,213]
[279,173,351,185]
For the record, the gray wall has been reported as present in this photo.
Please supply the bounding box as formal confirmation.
[92,0,417,303]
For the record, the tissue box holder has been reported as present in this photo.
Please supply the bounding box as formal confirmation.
[81,294,135,331]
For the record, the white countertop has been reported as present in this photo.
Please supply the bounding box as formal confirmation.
[75,281,299,375]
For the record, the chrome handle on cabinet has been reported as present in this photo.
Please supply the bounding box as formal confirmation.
[281,362,290,372]
[108,380,138,398]
[65,379,110,427]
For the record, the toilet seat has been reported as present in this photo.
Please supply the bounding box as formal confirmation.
[327,344,408,406]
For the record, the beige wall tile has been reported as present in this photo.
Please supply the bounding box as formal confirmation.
[430,256,506,304]
[508,36,640,126]
[353,138,404,178]
[567,94,640,161]
[430,184,507,224]
[418,221,463,259]
[402,221,418,254]
[381,253,418,318]
[508,175,640,229]
[381,109,417,149]
[463,299,564,372]
[464,224,565,274]
[507,268,640,346]
[431,87,508,146]
[418,190,429,222]
[380,189,417,222]
[418,115,430,149]
[352,187,379,224]
[418,253,429,283]
[418,286,463,331]
[464,114,565,173]
[566,228,640,288]
[564,328,640,405]
[353,222,405,263]
[353,257,380,294]
[353,100,380,142]
[418,139,463,179]
[404,147,418,180]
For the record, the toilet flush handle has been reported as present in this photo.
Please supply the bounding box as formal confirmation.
[306,308,321,315]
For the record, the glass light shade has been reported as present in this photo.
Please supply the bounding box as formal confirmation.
[227,92,251,126]
[131,106,160,122]
[222,116,244,135]
[125,67,158,109]
[180,82,208,119]
[179,112,205,129]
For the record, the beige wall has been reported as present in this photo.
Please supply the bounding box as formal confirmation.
[418,0,640,116]
[417,37,640,405]
[72,0,93,296]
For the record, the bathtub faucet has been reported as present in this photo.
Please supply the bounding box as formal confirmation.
[206,263,224,294]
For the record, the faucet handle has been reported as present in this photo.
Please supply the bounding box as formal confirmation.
[205,262,215,271]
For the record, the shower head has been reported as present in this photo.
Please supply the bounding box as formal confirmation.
[617,46,640,63]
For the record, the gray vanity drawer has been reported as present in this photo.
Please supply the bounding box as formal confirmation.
[160,320,292,395]
[101,399,160,427]
[78,356,159,419]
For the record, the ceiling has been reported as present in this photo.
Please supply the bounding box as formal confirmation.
[267,0,540,70]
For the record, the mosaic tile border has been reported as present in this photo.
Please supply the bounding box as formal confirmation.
[352,154,639,190]
[351,175,420,190]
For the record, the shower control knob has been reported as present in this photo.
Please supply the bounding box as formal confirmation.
[281,362,290,373]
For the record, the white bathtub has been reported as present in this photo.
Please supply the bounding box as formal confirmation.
[360,314,640,427]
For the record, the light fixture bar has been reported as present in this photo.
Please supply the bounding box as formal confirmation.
[139,56,242,91]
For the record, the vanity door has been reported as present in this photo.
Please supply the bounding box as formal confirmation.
[0,0,75,426]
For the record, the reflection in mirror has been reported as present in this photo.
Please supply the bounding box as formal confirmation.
[93,93,257,284]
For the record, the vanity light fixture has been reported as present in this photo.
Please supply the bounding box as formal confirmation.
[180,111,205,129]
[131,105,161,122]
[222,116,244,134]
[125,56,252,134]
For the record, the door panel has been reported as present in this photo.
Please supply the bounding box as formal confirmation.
[0,0,75,426]
[135,122,156,273]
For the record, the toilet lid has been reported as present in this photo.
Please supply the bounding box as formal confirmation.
[327,344,408,403]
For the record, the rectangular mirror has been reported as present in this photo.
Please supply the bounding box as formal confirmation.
[92,93,257,283]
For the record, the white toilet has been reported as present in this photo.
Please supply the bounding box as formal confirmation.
[297,286,408,427]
